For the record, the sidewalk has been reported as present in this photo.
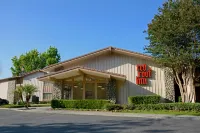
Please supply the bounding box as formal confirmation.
[2,107,200,120]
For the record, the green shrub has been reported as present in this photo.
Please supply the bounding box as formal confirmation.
[17,101,25,105]
[123,104,135,110]
[51,99,110,109]
[103,103,123,111]
[51,99,61,109]
[128,95,161,105]
[178,96,182,103]
[134,103,200,111]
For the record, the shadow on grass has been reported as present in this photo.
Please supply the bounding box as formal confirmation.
[0,119,175,133]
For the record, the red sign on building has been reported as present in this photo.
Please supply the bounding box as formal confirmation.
[136,64,152,85]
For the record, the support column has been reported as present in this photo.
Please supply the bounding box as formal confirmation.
[61,80,64,99]
[71,78,74,100]
[52,80,62,99]
[83,75,86,99]
[7,80,16,104]
[95,81,97,99]
[164,68,175,102]
[106,79,117,104]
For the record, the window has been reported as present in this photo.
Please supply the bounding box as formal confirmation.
[43,93,52,101]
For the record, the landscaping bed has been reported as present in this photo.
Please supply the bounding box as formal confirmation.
[122,110,200,116]
[51,99,110,109]
[52,107,200,116]
[0,104,50,108]
[50,96,200,116]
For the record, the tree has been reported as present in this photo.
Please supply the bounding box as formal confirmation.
[14,84,37,108]
[22,84,38,109]
[11,46,61,76]
[42,46,61,66]
[14,85,24,104]
[145,0,200,103]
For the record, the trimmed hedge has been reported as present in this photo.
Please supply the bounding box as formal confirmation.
[135,103,200,111]
[51,99,110,109]
[128,95,161,104]
[178,96,182,103]
[123,104,135,110]
[103,103,123,111]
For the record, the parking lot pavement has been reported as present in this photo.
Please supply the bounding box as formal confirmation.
[0,109,200,133]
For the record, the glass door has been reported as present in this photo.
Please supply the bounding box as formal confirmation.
[63,84,72,99]
[85,83,95,99]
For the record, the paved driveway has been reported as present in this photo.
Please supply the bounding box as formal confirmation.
[0,110,200,133]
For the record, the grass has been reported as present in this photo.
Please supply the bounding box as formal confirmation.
[54,108,200,116]
[3,103,200,116]
[120,110,200,116]
[0,104,50,108]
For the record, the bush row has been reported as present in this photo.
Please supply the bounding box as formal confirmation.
[103,103,123,111]
[135,103,200,111]
[128,95,161,105]
[104,103,200,111]
[51,99,110,109]
[103,103,135,111]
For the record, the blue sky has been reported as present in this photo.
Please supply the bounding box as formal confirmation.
[0,0,165,78]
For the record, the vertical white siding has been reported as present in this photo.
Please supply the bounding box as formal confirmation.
[58,53,166,104]
[0,82,8,99]
[23,72,45,101]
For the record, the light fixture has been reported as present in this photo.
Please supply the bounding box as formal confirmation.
[98,86,102,88]
[101,88,105,90]
[80,88,83,90]
[74,85,78,88]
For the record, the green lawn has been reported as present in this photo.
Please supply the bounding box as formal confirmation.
[0,104,50,108]
[121,110,200,116]
[54,108,200,116]
[2,104,200,116]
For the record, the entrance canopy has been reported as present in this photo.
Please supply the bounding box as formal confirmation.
[38,66,126,82]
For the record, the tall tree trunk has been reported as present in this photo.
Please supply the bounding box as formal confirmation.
[174,66,196,103]
[26,95,30,109]
[186,74,196,103]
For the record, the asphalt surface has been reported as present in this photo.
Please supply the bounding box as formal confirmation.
[0,110,200,133]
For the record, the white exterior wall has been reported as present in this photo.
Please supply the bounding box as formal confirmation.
[62,53,166,104]
[23,72,45,101]
[0,82,9,99]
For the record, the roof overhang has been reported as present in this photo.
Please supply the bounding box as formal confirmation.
[0,76,20,83]
[38,66,126,82]
[0,70,46,84]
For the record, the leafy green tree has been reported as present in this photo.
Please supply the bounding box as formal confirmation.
[42,46,61,66]
[11,46,61,76]
[145,0,200,103]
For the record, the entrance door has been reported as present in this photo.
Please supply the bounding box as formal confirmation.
[97,83,106,99]
[85,83,95,99]
[63,84,72,100]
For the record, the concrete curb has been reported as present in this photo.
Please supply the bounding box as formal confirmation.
[3,107,200,120]
[0,108,11,110]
